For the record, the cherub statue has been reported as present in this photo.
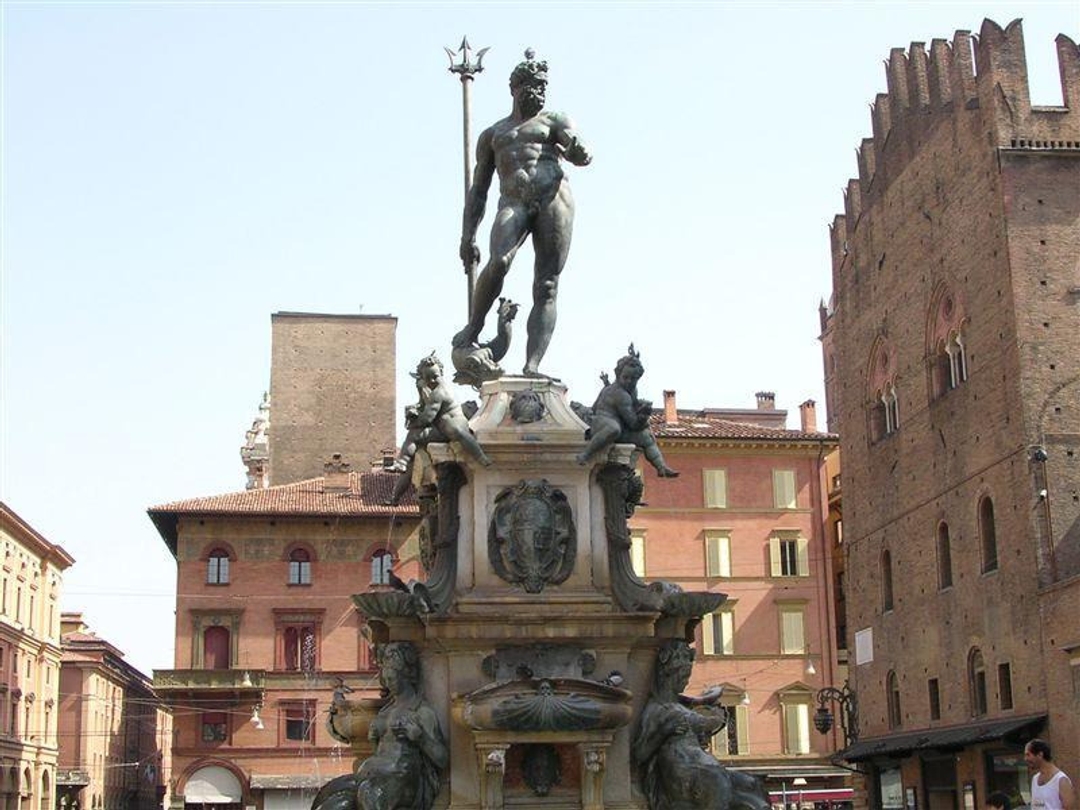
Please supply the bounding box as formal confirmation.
[385,353,491,504]
[575,344,678,477]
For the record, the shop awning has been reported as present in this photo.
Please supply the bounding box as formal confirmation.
[250,775,330,790]
[184,766,243,803]
[840,713,1045,762]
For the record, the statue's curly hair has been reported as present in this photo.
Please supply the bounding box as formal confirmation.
[614,343,644,379]
[414,351,443,377]
[509,55,548,90]
[653,639,694,692]
[378,641,421,686]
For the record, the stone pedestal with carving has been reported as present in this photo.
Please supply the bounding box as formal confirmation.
[356,377,720,810]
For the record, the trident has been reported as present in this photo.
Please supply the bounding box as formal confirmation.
[445,36,489,319]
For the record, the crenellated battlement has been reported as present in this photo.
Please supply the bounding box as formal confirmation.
[832,19,1080,268]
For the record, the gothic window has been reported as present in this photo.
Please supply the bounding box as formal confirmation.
[206,549,230,585]
[881,549,894,612]
[867,338,899,442]
[937,523,953,589]
[927,286,969,400]
[288,548,312,586]
[887,671,901,729]
[969,648,988,717]
[979,496,998,573]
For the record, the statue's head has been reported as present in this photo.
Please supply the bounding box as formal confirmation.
[613,343,644,386]
[377,642,421,693]
[413,352,444,387]
[509,49,548,117]
[654,639,695,694]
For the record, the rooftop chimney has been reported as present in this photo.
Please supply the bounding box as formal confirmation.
[381,448,397,470]
[663,390,678,425]
[323,453,353,493]
[799,400,818,433]
[755,391,776,410]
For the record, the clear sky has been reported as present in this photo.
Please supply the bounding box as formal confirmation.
[2,0,1076,674]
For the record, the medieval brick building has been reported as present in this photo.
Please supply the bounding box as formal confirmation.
[821,18,1079,810]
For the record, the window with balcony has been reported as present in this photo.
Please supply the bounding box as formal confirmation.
[203,626,231,670]
[274,610,324,672]
[705,532,731,578]
[288,549,312,586]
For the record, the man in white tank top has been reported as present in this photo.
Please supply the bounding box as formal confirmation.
[1025,738,1074,810]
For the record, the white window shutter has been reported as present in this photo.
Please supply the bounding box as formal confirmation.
[796,538,810,576]
[721,611,735,655]
[701,614,716,655]
[704,470,727,508]
[735,705,750,754]
[796,703,810,753]
[630,531,646,577]
[769,537,782,577]
[719,536,731,577]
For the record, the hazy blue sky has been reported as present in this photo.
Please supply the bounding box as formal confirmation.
[2,1,1076,674]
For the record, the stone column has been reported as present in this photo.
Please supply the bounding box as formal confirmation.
[579,742,608,810]
[476,744,509,810]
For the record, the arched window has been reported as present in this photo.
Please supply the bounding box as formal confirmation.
[936,523,953,589]
[881,549,894,612]
[288,549,312,585]
[969,648,988,716]
[206,549,230,585]
[886,671,901,729]
[203,626,231,670]
[882,384,900,435]
[40,770,51,810]
[979,496,998,573]
[370,550,394,586]
[927,286,969,399]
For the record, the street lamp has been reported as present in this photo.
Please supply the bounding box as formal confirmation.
[814,681,859,749]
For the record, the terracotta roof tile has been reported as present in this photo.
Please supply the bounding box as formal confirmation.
[149,472,418,518]
[649,412,836,442]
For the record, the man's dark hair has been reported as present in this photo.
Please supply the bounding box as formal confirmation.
[986,792,1011,810]
[1027,738,1053,761]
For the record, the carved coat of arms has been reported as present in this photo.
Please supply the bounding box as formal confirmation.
[488,480,575,593]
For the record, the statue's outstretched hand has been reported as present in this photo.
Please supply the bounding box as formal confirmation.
[460,239,480,268]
